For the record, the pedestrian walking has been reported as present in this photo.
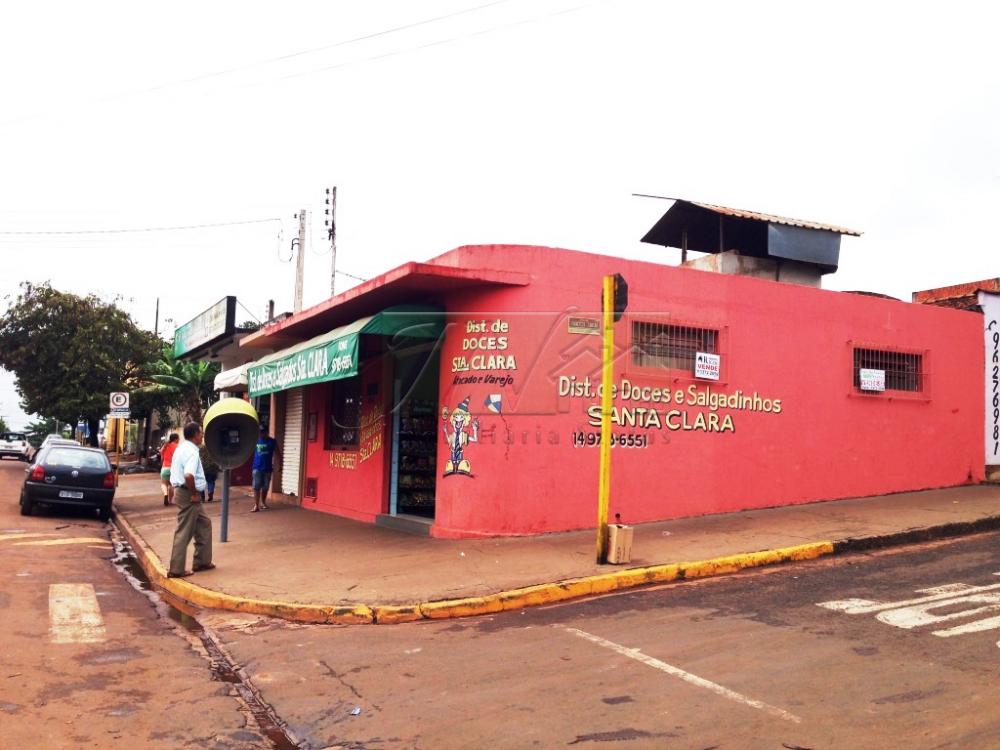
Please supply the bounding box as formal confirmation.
[251,426,280,512]
[167,422,214,578]
[159,433,179,506]
[199,442,220,502]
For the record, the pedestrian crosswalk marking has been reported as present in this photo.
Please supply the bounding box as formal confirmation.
[49,583,106,644]
[0,533,57,542]
[15,537,110,547]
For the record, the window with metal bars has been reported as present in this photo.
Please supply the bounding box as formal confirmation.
[631,321,719,373]
[326,376,361,448]
[852,348,924,392]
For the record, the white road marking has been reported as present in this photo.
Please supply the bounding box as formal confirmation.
[877,592,1000,630]
[818,580,1000,614]
[0,533,57,542]
[818,573,1000,648]
[49,583,106,644]
[564,627,801,724]
[934,615,1000,638]
[14,537,110,547]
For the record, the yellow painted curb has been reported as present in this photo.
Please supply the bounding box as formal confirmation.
[113,506,833,626]
[113,508,373,625]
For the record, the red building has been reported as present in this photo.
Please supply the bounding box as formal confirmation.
[238,235,984,538]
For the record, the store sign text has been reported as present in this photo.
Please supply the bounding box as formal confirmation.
[452,319,517,374]
[249,336,358,397]
[559,375,784,435]
[358,406,384,464]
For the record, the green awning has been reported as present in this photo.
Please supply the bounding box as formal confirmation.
[247,305,442,398]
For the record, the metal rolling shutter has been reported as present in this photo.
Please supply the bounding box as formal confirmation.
[281,388,304,495]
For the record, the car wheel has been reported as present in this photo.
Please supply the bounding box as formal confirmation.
[97,505,111,522]
[19,492,33,517]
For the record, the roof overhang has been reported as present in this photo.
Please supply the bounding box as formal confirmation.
[240,261,531,351]
[639,197,862,275]
[214,363,249,393]
[179,331,258,364]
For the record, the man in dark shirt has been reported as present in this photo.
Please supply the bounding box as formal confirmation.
[251,426,280,512]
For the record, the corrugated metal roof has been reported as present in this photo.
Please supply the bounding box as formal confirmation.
[686,200,862,237]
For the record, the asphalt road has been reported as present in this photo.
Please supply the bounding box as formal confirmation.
[4,456,1000,750]
[212,530,1000,749]
[0,457,273,749]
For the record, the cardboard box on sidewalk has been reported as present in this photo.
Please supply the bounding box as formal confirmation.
[607,524,634,564]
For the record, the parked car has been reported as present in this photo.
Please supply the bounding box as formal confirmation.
[0,432,31,461]
[20,445,115,521]
[40,434,76,450]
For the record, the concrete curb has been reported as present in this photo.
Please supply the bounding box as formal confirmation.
[112,506,1000,626]
[832,515,1000,553]
[112,508,373,625]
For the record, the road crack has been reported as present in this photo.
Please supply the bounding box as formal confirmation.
[318,660,382,713]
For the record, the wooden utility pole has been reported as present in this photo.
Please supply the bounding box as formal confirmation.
[294,210,307,313]
[325,187,338,296]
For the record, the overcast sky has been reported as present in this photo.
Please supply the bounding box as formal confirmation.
[1,0,997,429]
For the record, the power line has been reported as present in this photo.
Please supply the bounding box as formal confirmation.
[236,299,262,324]
[0,217,282,236]
[36,1,514,108]
[276,2,591,83]
[336,269,368,282]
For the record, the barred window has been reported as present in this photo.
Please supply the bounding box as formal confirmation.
[326,376,361,448]
[632,321,719,372]
[853,348,923,392]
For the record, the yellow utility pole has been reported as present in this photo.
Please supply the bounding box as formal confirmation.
[596,275,615,563]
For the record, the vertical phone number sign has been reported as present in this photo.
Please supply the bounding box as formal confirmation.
[979,292,1000,465]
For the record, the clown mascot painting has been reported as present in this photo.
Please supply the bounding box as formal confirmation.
[442,397,479,476]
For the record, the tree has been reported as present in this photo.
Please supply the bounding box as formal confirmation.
[23,417,68,448]
[0,283,162,446]
[137,344,220,424]
[0,416,8,434]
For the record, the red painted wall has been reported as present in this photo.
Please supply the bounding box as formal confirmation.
[299,244,983,537]
[302,354,389,523]
[430,245,984,537]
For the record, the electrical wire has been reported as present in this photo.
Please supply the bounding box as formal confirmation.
[236,299,262,324]
[336,269,368,282]
[275,2,591,83]
[0,217,282,236]
[7,0,514,119]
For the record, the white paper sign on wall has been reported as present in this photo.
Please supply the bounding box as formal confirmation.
[694,352,721,381]
[859,368,885,392]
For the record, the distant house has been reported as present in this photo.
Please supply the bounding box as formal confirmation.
[914,278,1000,482]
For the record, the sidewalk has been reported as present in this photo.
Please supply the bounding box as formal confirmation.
[112,476,1000,624]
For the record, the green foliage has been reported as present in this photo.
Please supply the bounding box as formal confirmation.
[0,283,162,440]
[0,416,7,434]
[24,417,69,447]
[137,344,220,424]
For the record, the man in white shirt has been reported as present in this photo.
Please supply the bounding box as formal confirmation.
[167,422,214,578]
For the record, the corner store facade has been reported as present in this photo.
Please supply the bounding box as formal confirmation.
[241,244,984,538]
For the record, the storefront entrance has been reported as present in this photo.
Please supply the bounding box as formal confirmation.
[389,345,440,519]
